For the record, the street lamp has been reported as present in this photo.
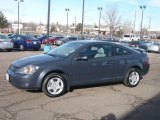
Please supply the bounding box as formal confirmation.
[139,5,146,39]
[47,0,51,42]
[44,0,51,53]
[81,0,85,36]
[14,0,24,34]
[65,8,69,32]
[97,7,103,38]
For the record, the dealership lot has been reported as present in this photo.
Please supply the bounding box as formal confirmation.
[0,50,160,120]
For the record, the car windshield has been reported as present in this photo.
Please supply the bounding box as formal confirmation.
[47,42,83,57]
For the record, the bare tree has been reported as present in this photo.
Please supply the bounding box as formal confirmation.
[122,20,132,34]
[104,5,121,37]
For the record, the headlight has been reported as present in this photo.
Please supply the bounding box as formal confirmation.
[16,65,39,75]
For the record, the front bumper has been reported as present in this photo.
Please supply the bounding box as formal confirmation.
[7,69,41,90]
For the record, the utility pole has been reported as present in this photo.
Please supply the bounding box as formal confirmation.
[139,5,146,39]
[133,10,136,33]
[74,17,76,33]
[97,7,103,38]
[148,17,151,37]
[81,0,85,36]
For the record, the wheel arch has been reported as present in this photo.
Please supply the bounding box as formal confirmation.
[127,65,143,79]
[40,70,70,91]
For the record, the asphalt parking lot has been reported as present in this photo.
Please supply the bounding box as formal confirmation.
[0,49,160,120]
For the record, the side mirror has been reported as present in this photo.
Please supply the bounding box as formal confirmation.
[75,56,88,61]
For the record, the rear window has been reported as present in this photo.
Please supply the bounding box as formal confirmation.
[25,36,37,40]
[124,35,130,37]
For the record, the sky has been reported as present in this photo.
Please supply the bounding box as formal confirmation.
[0,0,160,31]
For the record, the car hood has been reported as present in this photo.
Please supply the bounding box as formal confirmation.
[12,54,62,67]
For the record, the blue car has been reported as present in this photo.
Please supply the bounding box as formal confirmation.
[6,40,150,97]
[10,34,41,51]
[38,35,52,44]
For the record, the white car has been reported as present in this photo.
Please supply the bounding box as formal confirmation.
[0,34,14,51]
[148,43,160,53]
[123,34,140,41]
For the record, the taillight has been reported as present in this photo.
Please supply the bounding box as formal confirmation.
[26,39,32,44]
[144,58,150,67]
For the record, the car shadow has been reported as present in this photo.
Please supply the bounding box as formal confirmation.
[100,93,160,120]
[70,81,122,92]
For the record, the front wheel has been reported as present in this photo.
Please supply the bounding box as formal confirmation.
[124,68,141,87]
[42,73,67,97]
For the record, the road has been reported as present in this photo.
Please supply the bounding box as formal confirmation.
[0,49,160,120]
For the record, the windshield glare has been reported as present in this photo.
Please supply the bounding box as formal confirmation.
[47,42,83,57]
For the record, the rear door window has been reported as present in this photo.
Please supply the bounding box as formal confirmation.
[115,46,130,56]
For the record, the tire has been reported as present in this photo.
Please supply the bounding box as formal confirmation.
[124,68,141,87]
[34,48,40,51]
[6,49,12,52]
[19,44,24,51]
[42,73,67,97]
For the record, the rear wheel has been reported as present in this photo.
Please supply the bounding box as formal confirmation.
[124,68,141,87]
[42,73,67,97]
[34,48,40,51]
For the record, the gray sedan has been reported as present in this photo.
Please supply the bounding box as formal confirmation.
[6,40,150,97]
[148,43,160,53]
[0,34,13,51]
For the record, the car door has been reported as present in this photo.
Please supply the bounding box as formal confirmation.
[113,45,132,80]
[11,35,19,48]
[71,43,115,85]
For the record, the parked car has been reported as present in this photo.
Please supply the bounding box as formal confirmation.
[116,41,147,53]
[129,41,140,47]
[33,34,42,39]
[43,36,64,45]
[38,35,52,44]
[0,34,13,51]
[10,34,41,51]
[56,36,78,46]
[123,34,140,41]
[139,41,154,51]
[103,37,120,42]
[147,43,160,53]
[6,40,150,97]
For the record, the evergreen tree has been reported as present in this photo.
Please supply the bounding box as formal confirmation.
[0,11,9,29]
[76,23,82,31]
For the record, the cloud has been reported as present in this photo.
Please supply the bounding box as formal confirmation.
[148,0,160,7]
[127,0,140,6]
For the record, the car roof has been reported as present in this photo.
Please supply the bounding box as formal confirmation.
[69,40,121,46]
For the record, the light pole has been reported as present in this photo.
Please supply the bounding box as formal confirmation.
[97,7,103,38]
[14,0,23,34]
[148,16,151,37]
[44,0,51,53]
[81,0,85,36]
[139,5,146,39]
[47,0,51,42]
[65,8,69,32]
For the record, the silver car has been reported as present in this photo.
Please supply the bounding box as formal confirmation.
[0,34,13,51]
[148,43,160,53]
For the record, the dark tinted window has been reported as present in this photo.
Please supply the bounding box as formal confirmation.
[124,35,130,37]
[115,47,130,56]
[78,44,113,59]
